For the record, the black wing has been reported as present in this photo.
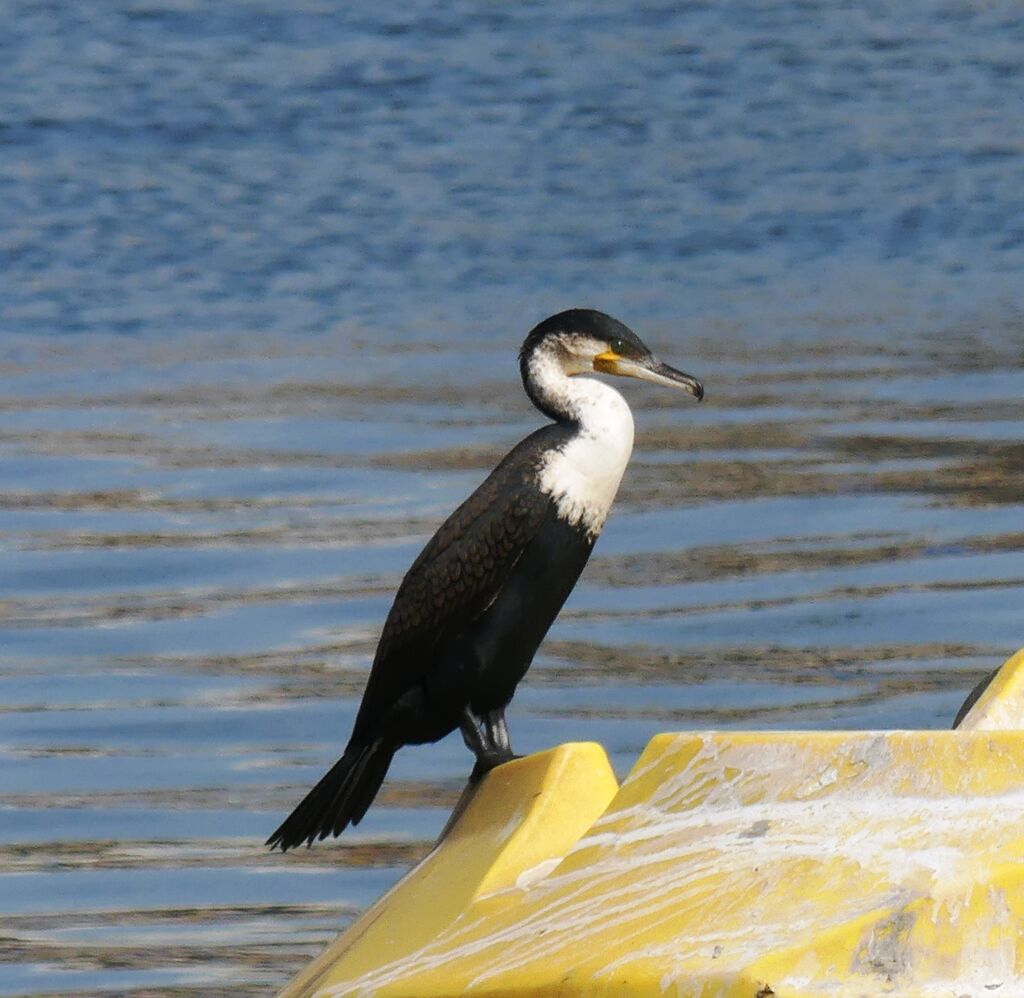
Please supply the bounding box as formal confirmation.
[350,427,562,739]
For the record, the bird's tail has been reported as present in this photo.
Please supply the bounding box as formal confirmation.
[266,740,396,851]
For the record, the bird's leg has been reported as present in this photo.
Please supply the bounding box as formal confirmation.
[459,705,490,759]
[482,708,516,761]
[460,705,514,781]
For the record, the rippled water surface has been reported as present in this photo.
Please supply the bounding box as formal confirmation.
[3,1,1024,995]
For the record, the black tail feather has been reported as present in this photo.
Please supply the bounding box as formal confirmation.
[267,740,394,851]
[348,744,396,828]
[323,744,373,839]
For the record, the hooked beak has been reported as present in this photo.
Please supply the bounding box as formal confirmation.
[593,352,704,401]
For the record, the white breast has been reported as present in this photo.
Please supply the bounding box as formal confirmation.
[536,378,635,538]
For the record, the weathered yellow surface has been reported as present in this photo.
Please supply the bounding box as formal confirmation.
[280,741,619,998]
[280,648,1024,998]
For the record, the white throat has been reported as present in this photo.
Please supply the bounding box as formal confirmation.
[527,352,635,538]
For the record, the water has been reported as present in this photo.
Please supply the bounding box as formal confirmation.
[2,1,1024,995]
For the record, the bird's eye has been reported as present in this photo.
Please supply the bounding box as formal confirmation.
[610,338,624,354]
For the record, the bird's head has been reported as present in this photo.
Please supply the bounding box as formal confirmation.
[520,308,704,401]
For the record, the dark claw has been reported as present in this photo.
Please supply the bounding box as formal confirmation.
[469,749,520,784]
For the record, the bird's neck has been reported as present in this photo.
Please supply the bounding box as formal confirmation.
[524,348,622,428]
[524,348,635,538]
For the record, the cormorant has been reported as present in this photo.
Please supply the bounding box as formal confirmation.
[267,309,703,851]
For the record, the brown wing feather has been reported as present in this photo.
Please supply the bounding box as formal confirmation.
[352,430,559,735]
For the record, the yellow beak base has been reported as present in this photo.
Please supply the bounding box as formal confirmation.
[592,350,622,374]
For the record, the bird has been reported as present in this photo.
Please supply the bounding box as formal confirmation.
[267,308,703,851]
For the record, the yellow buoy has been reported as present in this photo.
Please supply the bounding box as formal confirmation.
[280,648,1024,997]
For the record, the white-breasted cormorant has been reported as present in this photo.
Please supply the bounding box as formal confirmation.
[267,309,703,850]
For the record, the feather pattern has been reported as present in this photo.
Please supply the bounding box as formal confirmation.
[352,428,561,741]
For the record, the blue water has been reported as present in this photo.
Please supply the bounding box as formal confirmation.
[1,1,1024,995]
[4,0,1024,340]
